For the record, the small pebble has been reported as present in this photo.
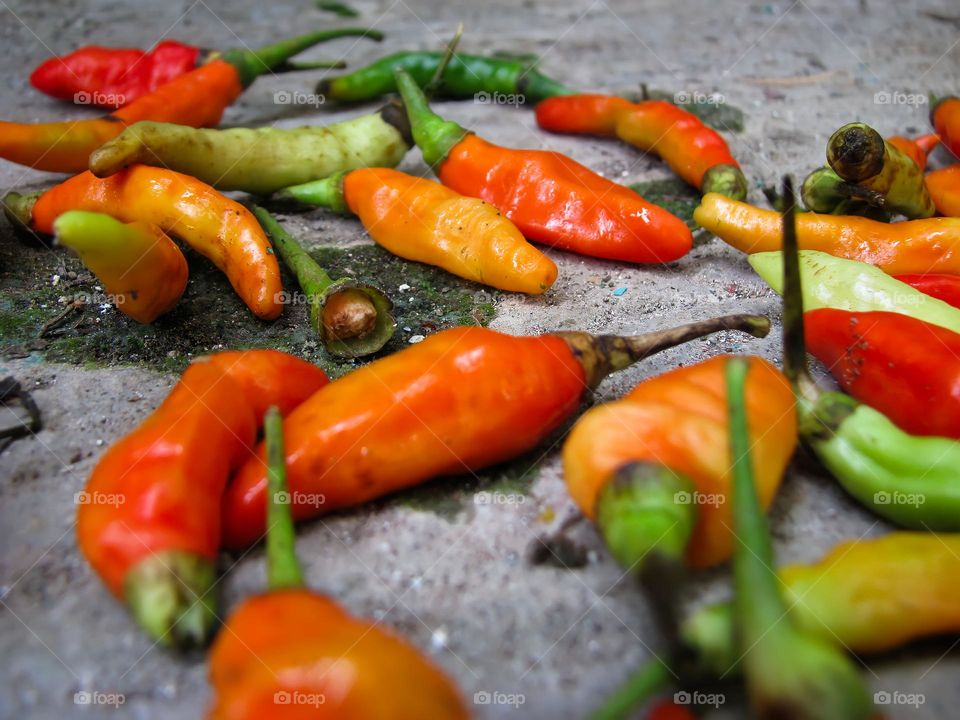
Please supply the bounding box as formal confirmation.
[612,287,627,296]
[409,335,425,344]
[398,283,411,292]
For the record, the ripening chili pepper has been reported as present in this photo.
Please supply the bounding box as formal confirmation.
[316,49,573,104]
[562,355,796,572]
[2,28,376,173]
[932,96,960,159]
[77,350,329,646]
[221,314,770,548]
[394,70,693,263]
[53,210,187,323]
[893,273,960,309]
[924,164,960,217]
[276,168,558,294]
[805,309,960,439]
[3,166,283,319]
[827,122,935,218]
[29,30,377,108]
[208,406,467,719]
[535,94,748,201]
[887,133,939,171]
[254,207,395,357]
[694,191,960,275]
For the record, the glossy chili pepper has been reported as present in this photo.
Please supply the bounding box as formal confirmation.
[695,192,960,275]
[221,315,770,549]
[932,96,960,159]
[562,354,796,572]
[89,108,412,194]
[2,29,375,172]
[893,272,960,308]
[29,30,374,108]
[394,70,693,263]
[254,207,395,357]
[535,94,747,200]
[805,309,960,439]
[925,164,960,217]
[827,122,935,218]
[277,168,558,294]
[77,350,329,646]
[316,50,573,104]
[4,166,283,319]
[208,406,467,719]
[53,210,187,323]
[682,531,960,676]
[887,133,939,171]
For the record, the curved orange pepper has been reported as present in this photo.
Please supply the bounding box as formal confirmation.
[925,165,960,218]
[933,96,960,160]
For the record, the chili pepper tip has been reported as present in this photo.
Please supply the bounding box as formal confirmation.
[827,122,886,182]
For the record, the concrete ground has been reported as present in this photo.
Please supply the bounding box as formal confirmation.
[1,0,959,718]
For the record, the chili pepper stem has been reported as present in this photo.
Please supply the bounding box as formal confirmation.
[394,68,469,167]
[274,171,349,212]
[265,405,305,590]
[827,122,886,182]
[590,658,673,720]
[124,550,218,649]
[557,314,770,389]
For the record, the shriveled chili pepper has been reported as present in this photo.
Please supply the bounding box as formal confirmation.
[53,210,187,323]
[535,94,748,201]
[798,166,890,218]
[221,315,770,549]
[805,309,960,439]
[208,406,467,719]
[925,164,960,217]
[316,49,573,104]
[827,122,935,218]
[887,132,939,171]
[277,168,558,294]
[932,96,960,159]
[394,70,693,263]
[4,166,283,319]
[562,354,796,572]
[2,28,375,172]
[695,191,960,275]
[30,29,377,108]
[893,272,960,308]
[254,207,395,357]
[77,350,329,646]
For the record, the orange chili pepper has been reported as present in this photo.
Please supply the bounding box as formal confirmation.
[209,407,466,719]
[221,316,770,549]
[887,133,939,171]
[925,164,960,217]
[394,71,693,264]
[77,350,329,646]
[278,167,558,294]
[932,96,960,159]
[694,192,960,275]
[562,355,796,570]
[535,94,747,200]
[4,166,283,319]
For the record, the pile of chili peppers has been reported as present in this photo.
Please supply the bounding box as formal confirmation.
[4,12,960,720]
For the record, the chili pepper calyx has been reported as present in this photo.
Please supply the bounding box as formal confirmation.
[678,602,738,678]
[799,390,859,442]
[827,122,886,182]
[2,191,39,232]
[394,68,469,167]
[314,279,396,358]
[124,550,218,648]
[700,164,748,202]
[274,171,349,212]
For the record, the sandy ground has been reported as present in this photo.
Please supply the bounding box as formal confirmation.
[1,0,959,718]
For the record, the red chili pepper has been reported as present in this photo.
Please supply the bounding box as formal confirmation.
[805,308,960,438]
[647,699,696,720]
[393,71,693,263]
[893,273,960,309]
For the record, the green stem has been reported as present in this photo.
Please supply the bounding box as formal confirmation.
[423,23,463,98]
[275,172,350,213]
[253,206,333,296]
[591,660,672,720]
[265,406,305,590]
[315,0,359,17]
[778,176,807,387]
[274,59,347,72]
[394,68,469,167]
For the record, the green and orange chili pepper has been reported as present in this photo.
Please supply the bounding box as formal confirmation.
[207,406,467,719]
[932,96,960,159]
[221,315,770,549]
[394,69,693,263]
[887,132,939,171]
[535,94,747,200]
[925,164,960,217]
[77,350,329,646]
[277,167,558,294]
[4,166,283,319]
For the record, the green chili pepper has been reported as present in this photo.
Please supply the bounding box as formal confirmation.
[88,106,412,195]
[316,50,574,104]
[798,166,891,219]
[827,122,935,219]
[253,206,395,357]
